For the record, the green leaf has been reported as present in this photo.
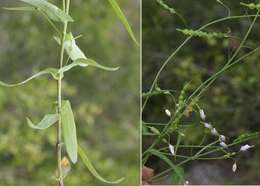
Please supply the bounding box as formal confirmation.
[0,68,60,87]
[78,145,125,184]
[234,132,260,143]
[172,167,184,185]
[3,6,36,11]
[240,2,260,10]
[58,33,119,72]
[149,149,184,183]
[108,0,139,46]
[59,59,119,73]
[27,114,58,130]
[61,100,78,164]
[18,0,73,23]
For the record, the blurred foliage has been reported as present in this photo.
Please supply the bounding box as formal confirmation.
[143,0,260,184]
[0,0,139,185]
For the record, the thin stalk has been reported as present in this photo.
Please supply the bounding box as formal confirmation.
[142,14,260,111]
[56,0,70,186]
[151,139,243,181]
[143,12,260,164]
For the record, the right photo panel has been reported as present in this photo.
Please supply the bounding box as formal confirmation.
[142,0,260,185]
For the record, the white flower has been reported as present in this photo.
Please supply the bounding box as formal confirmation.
[169,144,175,155]
[232,162,237,172]
[240,144,255,152]
[211,128,219,136]
[219,135,226,142]
[203,122,212,129]
[220,142,228,148]
[184,180,189,185]
[165,109,171,117]
[199,109,206,120]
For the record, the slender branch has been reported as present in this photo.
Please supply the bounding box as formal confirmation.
[142,12,260,164]
[142,14,260,111]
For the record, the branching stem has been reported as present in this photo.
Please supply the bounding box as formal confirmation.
[57,0,70,186]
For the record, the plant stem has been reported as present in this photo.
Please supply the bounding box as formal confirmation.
[57,0,70,185]
[142,12,260,165]
[142,14,260,111]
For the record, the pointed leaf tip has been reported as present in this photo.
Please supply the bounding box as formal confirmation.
[0,68,60,88]
[3,6,36,11]
[18,0,73,23]
[108,0,139,46]
[78,145,125,184]
[27,114,59,130]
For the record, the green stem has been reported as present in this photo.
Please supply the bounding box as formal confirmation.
[151,138,246,181]
[142,14,260,111]
[57,0,70,186]
[142,12,260,164]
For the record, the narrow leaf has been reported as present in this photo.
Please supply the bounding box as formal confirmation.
[60,59,119,72]
[108,0,139,46]
[0,68,60,88]
[3,6,36,11]
[61,100,78,164]
[57,33,119,72]
[78,145,125,184]
[147,126,160,135]
[27,114,58,130]
[78,58,119,71]
[149,149,184,183]
[172,167,184,185]
[18,0,73,23]
[240,2,260,10]
[234,132,260,143]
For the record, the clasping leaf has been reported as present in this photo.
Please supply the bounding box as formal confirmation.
[56,33,119,72]
[61,100,78,164]
[64,33,86,61]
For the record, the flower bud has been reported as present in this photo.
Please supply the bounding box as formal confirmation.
[169,144,175,155]
[165,109,171,117]
[240,144,254,152]
[219,135,226,142]
[220,142,228,148]
[211,128,219,136]
[199,109,206,120]
[232,162,237,172]
[203,122,212,129]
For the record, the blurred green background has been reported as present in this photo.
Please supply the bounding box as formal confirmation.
[143,0,260,184]
[0,0,140,185]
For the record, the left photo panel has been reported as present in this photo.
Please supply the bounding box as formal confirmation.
[0,0,140,186]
